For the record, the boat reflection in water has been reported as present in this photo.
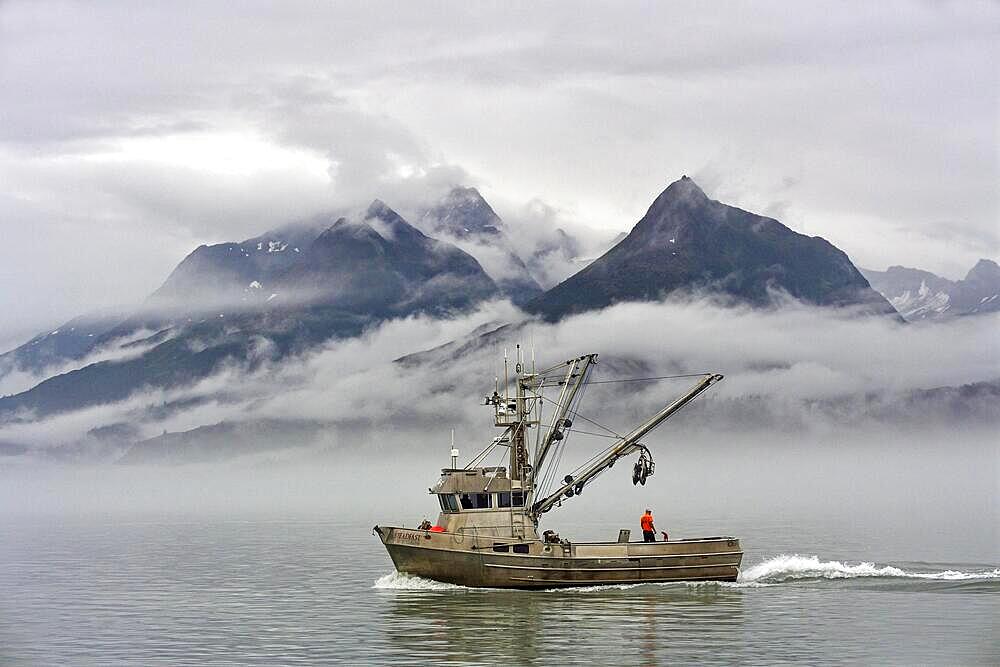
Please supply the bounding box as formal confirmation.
[374,351,742,588]
[378,578,746,665]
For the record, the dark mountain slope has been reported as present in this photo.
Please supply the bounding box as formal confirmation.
[0,310,127,380]
[279,200,498,315]
[526,176,898,321]
[141,220,327,318]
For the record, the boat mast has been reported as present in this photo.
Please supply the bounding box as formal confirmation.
[484,351,597,533]
[509,346,530,485]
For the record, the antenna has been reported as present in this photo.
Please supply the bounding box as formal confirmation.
[504,348,509,405]
[450,429,459,469]
[531,334,536,375]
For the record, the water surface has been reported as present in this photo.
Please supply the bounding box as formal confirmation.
[1,513,997,665]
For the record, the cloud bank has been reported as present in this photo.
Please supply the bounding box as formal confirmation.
[1,299,996,464]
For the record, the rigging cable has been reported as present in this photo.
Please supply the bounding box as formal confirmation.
[561,429,620,439]
[546,374,588,493]
[534,395,623,440]
[563,380,720,480]
[532,369,714,499]
[564,406,623,439]
[536,364,590,499]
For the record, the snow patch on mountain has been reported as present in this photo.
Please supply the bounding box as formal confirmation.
[862,260,1000,321]
[888,280,951,319]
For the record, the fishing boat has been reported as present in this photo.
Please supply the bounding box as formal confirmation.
[373,351,742,589]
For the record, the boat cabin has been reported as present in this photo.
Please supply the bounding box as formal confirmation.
[429,466,536,538]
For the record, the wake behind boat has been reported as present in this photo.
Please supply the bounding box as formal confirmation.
[374,351,742,589]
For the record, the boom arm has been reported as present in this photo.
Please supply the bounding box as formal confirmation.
[532,354,596,473]
[529,373,724,519]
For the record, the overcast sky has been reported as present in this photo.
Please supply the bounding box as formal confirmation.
[1,1,997,349]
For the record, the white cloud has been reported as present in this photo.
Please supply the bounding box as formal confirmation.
[3,299,996,457]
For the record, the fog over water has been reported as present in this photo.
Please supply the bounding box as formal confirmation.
[2,428,995,556]
[2,428,997,664]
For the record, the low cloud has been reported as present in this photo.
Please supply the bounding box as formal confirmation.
[2,298,996,463]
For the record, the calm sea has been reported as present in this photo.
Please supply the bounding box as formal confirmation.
[1,509,997,665]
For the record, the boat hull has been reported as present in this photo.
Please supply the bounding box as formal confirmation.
[375,526,742,589]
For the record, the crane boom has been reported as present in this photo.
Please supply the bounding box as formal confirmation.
[529,372,724,519]
[532,354,596,473]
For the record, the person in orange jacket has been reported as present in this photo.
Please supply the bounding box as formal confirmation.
[640,509,656,542]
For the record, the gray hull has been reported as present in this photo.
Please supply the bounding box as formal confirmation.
[376,526,742,589]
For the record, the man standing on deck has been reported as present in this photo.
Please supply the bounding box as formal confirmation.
[640,509,656,542]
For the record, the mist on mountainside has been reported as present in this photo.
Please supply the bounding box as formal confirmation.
[0,294,996,465]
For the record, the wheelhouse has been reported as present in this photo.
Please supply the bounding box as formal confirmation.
[428,466,530,536]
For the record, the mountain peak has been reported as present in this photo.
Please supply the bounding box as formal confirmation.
[526,178,898,321]
[446,185,486,202]
[360,199,432,244]
[320,216,383,245]
[423,186,503,238]
[366,199,395,220]
[440,186,494,214]
[966,258,1000,281]
[417,186,543,304]
[633,177,712,232]
[651,175,710,208]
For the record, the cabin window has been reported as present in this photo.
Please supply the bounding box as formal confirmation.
[512,544,529,554]
[458,492,493,510]
[497,492,511,508]
[492,544,509,553]
[511,490,525,507]
[438,494,458,513]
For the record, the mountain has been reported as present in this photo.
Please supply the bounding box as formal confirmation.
[0,217,334,383]
[118,419,326,464]
[526,176,898,321]
[96,201,497,341]
[278,200,498,315]
[860,266,952,320]
[420,187,543,306]
[862,260,1000,321]
[0,202,497,418]
[0,310,127,382]
[421,186,506,240]
[139,216,336,319]
[525,226,585,289]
